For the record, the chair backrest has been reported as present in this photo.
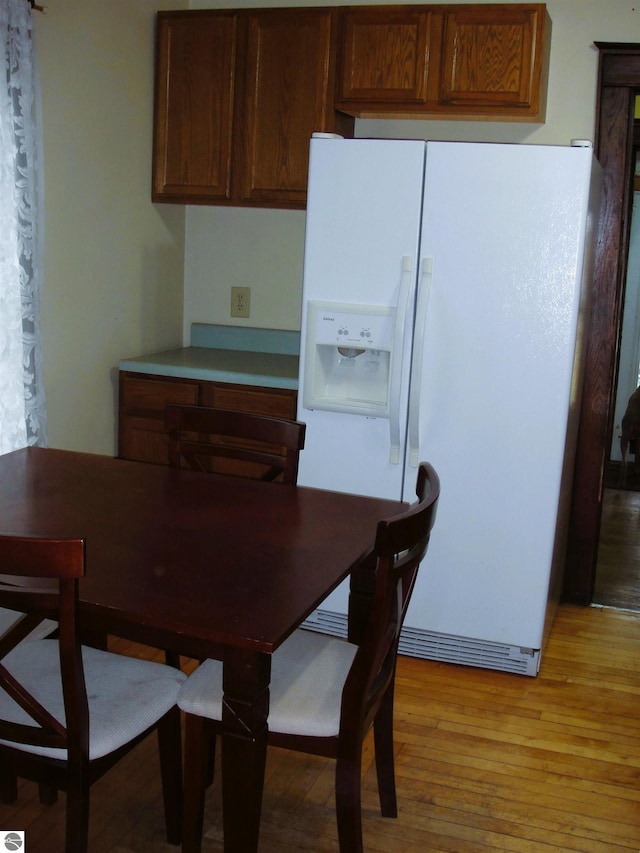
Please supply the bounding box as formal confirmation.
[0,535,88,758]
[164,404,306,484]
[343,462,440,737]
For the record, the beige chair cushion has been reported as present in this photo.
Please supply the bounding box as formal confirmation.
[179,629,357,738]
[0,639,186,760]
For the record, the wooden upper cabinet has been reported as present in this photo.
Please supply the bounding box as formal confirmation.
[152,4,552,207]
[153,8,353,209]
[335,6,438,113]
[334,3,551,121]
[153,11,236,203]
[236,8,353,207]
[439,4,551,119]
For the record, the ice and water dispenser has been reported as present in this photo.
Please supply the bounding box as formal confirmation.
[302,301,396,416]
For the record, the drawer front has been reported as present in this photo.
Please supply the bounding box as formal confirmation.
[120,374,200,417]
[200,382,297,419]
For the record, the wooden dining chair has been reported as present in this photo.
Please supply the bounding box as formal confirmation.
[178,461,440,853]
[164,404,306,484]
[163,404,306,671]
[0,533,187,853]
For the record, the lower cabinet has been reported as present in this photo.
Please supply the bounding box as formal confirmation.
[118,371,298,468]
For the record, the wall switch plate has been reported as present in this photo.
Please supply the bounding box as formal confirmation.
[230,286,250,318]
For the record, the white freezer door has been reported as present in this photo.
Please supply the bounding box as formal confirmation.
[405,141,596,650]
[297,137,426,500]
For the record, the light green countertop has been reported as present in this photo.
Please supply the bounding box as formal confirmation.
[118,324,300,390]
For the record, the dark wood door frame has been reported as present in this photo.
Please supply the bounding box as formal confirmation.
[564,43,639,603]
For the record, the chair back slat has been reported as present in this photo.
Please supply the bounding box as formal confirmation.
[0,597,57,660]
[0,535,87,757]
[165,404,306,484]
[343,463,440,737]
[0,665,67,747]
[0,616,41,661]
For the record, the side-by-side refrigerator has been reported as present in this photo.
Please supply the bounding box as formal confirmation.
[296,136,601,676]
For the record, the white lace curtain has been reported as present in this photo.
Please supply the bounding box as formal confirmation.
[0,0,46,453]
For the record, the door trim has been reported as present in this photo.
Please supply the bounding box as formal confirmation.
[564,43,638,603]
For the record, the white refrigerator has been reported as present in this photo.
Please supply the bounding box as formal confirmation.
[296,136,601,676]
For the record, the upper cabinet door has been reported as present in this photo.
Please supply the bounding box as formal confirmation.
[235,8,353,208]
[334,3,551,122]
[334,6,438,115]
[153,11,237,203]
[153,8,353,209]
[439,4,551,119]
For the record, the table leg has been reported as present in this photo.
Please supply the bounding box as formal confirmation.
[221,648,271,852]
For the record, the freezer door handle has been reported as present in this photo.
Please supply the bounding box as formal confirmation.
[389,256,413,463]
[408,258,433,467]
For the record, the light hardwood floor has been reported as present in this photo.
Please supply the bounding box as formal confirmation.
[1,604,640,852]
[594,487,640,610]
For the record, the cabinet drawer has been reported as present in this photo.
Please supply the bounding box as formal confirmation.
[119,374,199,417]
[200,382,297,419]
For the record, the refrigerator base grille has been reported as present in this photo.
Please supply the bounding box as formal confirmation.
[301,609,540,677]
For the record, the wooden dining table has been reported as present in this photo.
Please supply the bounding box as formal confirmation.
[0,446,403,851]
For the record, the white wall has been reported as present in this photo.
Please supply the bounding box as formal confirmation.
[184,0,640,333]
[34,0,187,455]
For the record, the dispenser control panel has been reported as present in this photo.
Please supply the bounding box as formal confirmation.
[303,301,396,417]
[309,302,395,350]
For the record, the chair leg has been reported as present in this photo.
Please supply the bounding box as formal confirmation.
[205,731,216,788]
[335,751,364,853]
[0,767,17,804]
[157,706,183,845]
[373,683,398,818]
[165,649,182,669]
[183,713,215,853]
[65,777,90,853]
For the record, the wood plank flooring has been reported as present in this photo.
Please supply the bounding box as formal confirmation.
[1,604,640,852]
[594,487,640,610]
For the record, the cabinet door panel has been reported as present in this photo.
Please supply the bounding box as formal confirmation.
[118,373,199,463]
[439,5,549,117]
[335,6,436,111]
[120,420,173,466]
[236,9,340,207]
[153,12,236,202]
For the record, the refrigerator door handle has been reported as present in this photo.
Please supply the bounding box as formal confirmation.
[389,256,413,464]
[408,257,433,467]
